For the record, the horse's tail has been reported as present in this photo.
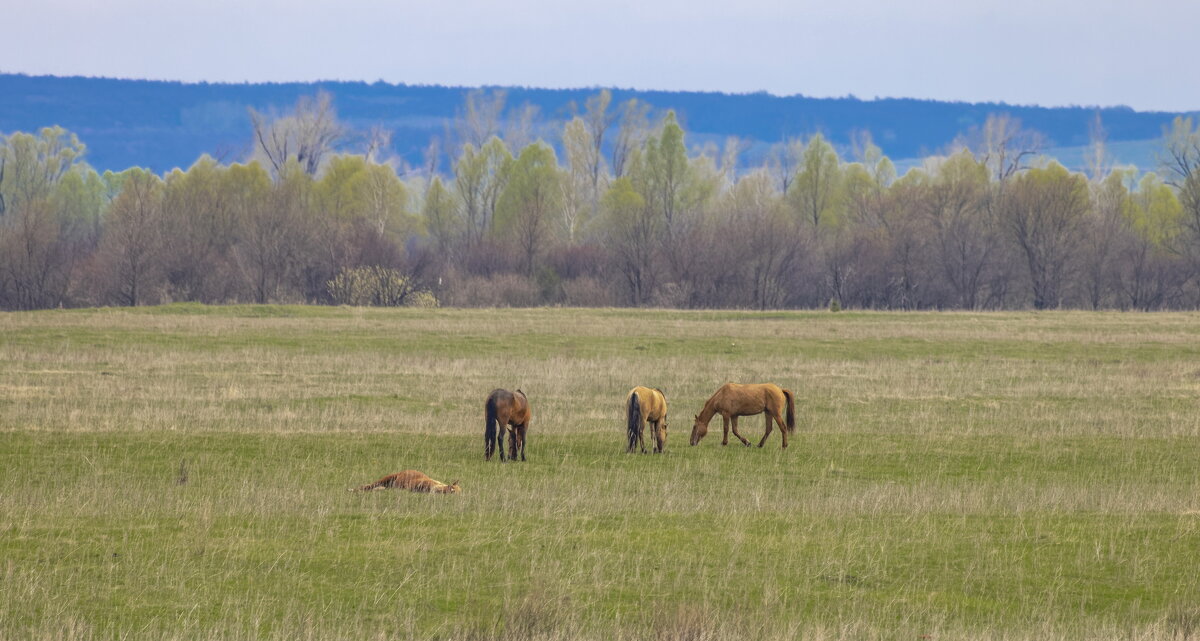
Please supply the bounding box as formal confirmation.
[627,392,642,453]
[783,389,795,433]
[485,394,500,447]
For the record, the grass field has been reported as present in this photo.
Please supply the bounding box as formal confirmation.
[2,305,1199,640]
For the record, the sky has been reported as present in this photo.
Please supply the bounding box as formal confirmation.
[2,0,1198,113]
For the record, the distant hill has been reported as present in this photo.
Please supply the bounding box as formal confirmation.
[0,73,1192,174]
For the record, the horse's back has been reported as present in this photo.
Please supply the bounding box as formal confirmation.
[630,386,667,420]
[513,389,531,423]
[487,388,515,407]
[715,382,783,414]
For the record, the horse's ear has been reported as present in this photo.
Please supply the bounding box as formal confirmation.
[694,414,699,420]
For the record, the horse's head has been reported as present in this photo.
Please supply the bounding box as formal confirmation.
[439,480,462,494]
[689,414,708,446]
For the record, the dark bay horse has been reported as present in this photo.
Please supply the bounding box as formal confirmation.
[485,388,530,461]
[626,386,668,453]
[689,382,795,449]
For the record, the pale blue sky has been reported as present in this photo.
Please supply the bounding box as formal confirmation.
[3,0,1197,112]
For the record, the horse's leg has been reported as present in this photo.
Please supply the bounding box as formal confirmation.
[497,419,507,462]
[652,419,664,453]
[730,415,751,446]
[721,414,731,445]
[510,425,520,461]
[757,413,775,448]
[772,408,788,449]
[638,416,648,453]
[518,423,527,461]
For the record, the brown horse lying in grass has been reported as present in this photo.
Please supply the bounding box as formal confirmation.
[626,386,668,453]
[352,470,461,494]
[485,388,530,462]
[689,382,795,449]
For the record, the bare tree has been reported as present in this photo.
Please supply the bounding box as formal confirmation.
[955,113,1045,183]
[577,90,616,195]
[362,125,393,165]
[249,91,344,177]
[1079,168,1130,309]
[922,152,998,309]
[1001,164,1090,309]
[1083,113,1112,183]
[94,170,165,306]
[611,98,650,178]
[723,171,799,309]
[0,199,71,309]
[766,137,805,195]
[503,101,540,153]
[1158,116,1200,246]
[601,177,656,305]
[235,164,310,303]
[561,90,617,235]
[456,89,507,150]
[423,136,442,179]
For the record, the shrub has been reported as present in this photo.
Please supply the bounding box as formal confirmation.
[326,266,437,307]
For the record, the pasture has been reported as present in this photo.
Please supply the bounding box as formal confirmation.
[1,305,1199,640]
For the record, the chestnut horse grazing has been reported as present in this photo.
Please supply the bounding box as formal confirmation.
[352,470,461,494]
[626,386,668,453]
[689,383,795,448]
[485,388,531,462]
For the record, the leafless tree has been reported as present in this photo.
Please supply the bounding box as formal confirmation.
[611,99,650,178]
[955,114,1045,183]
[1001,165,1090,309]
[249,91,344,177]
[94,171,165,306]
[456,89,507,150]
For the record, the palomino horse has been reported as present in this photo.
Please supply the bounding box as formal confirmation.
[626,386,668,453]
[689,382,795,449]
[485,388,530,461]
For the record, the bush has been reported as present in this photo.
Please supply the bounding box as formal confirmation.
[326,266,437,307]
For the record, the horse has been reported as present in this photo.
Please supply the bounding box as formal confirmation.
[485,388,531,461]
[352,470,461,494]
[689,382,795,449]
[626,386,668,453]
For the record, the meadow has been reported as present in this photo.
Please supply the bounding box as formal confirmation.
[1,305,1199,640]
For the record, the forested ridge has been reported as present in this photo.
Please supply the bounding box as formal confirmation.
[2,88,1200,311]
[0,73,1188,173]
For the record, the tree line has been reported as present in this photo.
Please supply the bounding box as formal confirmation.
[2,89,1200,311]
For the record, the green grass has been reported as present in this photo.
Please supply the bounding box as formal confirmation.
[2,306,1200,640]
